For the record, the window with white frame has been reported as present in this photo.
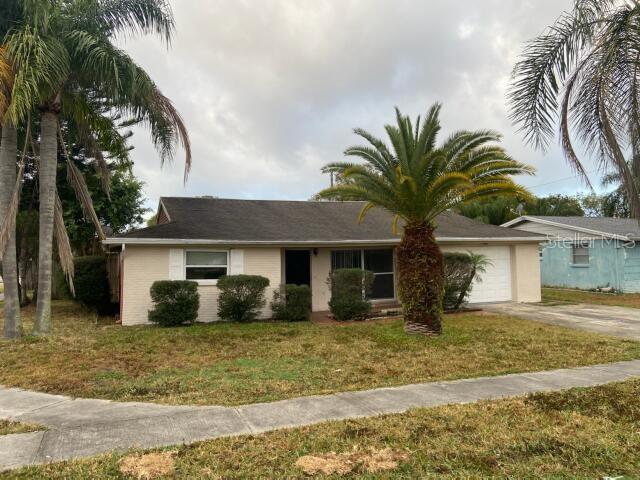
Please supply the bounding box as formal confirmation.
[571,243,590,265]
[185,251,228,280]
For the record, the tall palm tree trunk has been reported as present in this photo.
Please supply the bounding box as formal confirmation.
[0,123,21,338]
[397,223,444,335]
[34,110,58,335]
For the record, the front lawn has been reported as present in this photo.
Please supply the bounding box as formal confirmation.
[8,380,640,478]
[1,301,639,406]
[542,287,640,308]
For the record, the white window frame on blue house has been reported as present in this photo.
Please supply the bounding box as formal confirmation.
[571,242,590,266]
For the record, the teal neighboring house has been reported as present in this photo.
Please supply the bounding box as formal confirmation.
[502,216,640,293]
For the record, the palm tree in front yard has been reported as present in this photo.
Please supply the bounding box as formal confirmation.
[2,0,191,336]
[317,104,534,335]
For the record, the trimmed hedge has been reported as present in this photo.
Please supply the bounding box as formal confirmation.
[217,275,270,322]
[148,280,200,327]
[271,284,312,322]
[328,268,374,321]
[73,256,114,314]
[443,252,475,311]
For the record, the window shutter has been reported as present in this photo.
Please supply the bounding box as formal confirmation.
[229,249,244,274]
[169,249,185,280]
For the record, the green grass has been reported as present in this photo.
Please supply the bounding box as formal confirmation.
[1,301,639,406]
[542,287,640,308]
[7,380,640,478]
[0,420,41,436]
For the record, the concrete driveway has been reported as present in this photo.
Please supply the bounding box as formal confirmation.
[484,302,640,340]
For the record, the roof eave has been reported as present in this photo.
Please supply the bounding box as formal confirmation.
[103,236,545,246]
[501,216,630,241]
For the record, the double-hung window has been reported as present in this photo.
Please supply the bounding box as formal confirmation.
[571,242,590,266]
[185,251,228,280]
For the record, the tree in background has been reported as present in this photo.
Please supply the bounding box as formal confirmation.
[318,104,533,335]
[528,195,585,217]
[456,194,584,225]
[1,0,191,337]
[509,1,640,220]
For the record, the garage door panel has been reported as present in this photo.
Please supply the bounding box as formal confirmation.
[442,246,512,303]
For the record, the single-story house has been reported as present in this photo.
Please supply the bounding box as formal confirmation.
[503,215,640,292]
[104,197,544,326]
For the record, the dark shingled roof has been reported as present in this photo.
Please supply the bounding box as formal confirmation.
[114,197,542,243]
[524,216,640,239]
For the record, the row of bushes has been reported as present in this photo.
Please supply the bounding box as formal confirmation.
[59,252,481,325]
[147,252,483,327]
[148,276,312,327]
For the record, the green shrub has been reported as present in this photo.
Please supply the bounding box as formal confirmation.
[148,280,200,327]
[443,252,485,311]
[328,268,374,321]
[271,284,312,322]
[73,256,114,314]
[217,275,270,322]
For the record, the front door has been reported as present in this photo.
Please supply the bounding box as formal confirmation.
[285,250,311,286]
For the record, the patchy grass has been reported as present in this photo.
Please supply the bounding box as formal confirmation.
[542,287,640,308]
[0,420,42,436]
[1,301,639,406]
[7,380,640,478]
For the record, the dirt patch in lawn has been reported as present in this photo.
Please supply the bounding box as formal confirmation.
[119,451,176,479]
[296,447,410,475]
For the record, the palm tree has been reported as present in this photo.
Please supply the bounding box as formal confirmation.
[509,0,640,219]
[317,105,533,335]
[3,0,191,335]
[0,1,22,338]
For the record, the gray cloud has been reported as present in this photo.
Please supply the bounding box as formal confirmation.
[119,0,601,213]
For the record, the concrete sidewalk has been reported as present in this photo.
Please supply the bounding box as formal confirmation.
[1,360,639,471]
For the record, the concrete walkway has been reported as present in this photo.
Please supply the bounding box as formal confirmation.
[484,302,640,340]
[0,360,638,471]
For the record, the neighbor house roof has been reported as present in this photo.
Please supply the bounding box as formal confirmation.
[502,215,640,241]
[104,197,544,245]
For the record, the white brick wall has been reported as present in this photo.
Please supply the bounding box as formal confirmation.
[121,246,282,325]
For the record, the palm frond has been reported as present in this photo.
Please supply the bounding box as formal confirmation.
[95,0,174,44]
[319,104,533,227]
[4,25,70,123]
[58,124,106,240]
[54,191,75,296]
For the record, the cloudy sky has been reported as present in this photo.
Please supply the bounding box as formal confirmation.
[120,0,605,213]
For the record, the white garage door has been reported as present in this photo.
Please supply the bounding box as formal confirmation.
[443,246,512,303]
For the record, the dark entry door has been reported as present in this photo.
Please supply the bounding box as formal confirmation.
[285,250,311,286]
